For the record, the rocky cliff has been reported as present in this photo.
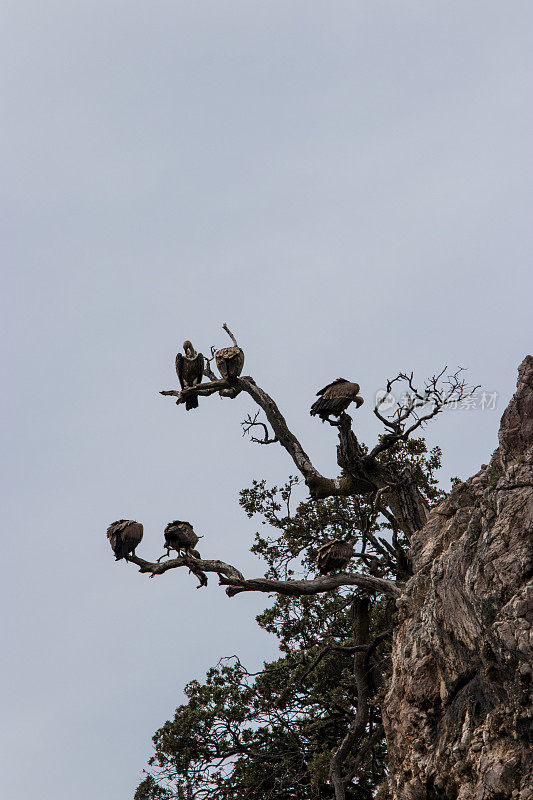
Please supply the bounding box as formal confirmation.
[383,356,533,800]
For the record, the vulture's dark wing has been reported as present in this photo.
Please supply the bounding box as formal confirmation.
[175,353,185,389]
[177,522,199,548]
[326,381,360,399]
[312,380,361,414]
[310,396,332,416]
[123,522,143,551]
[107,519,126,536]
[164,520,199,549]
[215,350,227,379]
[232,348,245,377]
[311,393,350,417]
[315,378,347,396]
[215,347,244,379]
[165,519,188,530]
[317,541,337,573]
[316,540,353,573]
[107,519,131,546]
[107,519,143,560]
[195,352,204,382]
[316,541,332,559]
[164,521,183,548]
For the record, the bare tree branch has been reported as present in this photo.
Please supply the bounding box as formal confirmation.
[236,376,333,490]
[160,373,363,497]
[128,553,244,582]
[127,553,401,598]
[222,323,238,347]
[161,378,233,399]
[159,371,429,534]
[203,346,218,381]
[159,332,470,537]
[370,367,480,459]
[219,572,400,599]
[241,411,278,445]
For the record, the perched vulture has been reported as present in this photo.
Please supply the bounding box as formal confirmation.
[215,346,245,380]
[316,539,355,574]
[176,340,204,410]
[163,520,200,558]
[310,378,364,422]
[107,519,143,561]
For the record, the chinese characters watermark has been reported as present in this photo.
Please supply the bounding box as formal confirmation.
[374,389,498,411]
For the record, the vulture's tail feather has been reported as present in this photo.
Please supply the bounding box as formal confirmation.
[185,395,199,410]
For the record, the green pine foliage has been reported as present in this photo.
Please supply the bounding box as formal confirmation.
[136,438,444,799]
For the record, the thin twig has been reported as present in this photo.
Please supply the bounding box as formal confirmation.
[241,411,279,445]
[222,323,238,347]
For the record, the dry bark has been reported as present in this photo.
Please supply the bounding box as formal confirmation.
[128,552,400,598]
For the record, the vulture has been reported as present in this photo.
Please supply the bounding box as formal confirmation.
[163,520,201,558]
[107,519,143,560]
[310,378,364,422]
[215,346,245,380]
[176,340,204,410]
[316,539,355,574]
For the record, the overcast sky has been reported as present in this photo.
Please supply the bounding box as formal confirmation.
[2,3,532,799]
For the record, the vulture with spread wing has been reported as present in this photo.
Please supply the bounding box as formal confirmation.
[176,340,204,410]
[107,519,143,560]
[310,378,364,422]
[163,520,201,558]
[215,346,245,380]
[316,539,355,574]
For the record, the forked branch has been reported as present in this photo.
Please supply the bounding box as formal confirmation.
[370,367,480,458]
[241,411,278,445]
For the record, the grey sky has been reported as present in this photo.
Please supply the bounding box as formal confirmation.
[2,2,532,798]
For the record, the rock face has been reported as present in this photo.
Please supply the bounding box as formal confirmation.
[383,356,533,800]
